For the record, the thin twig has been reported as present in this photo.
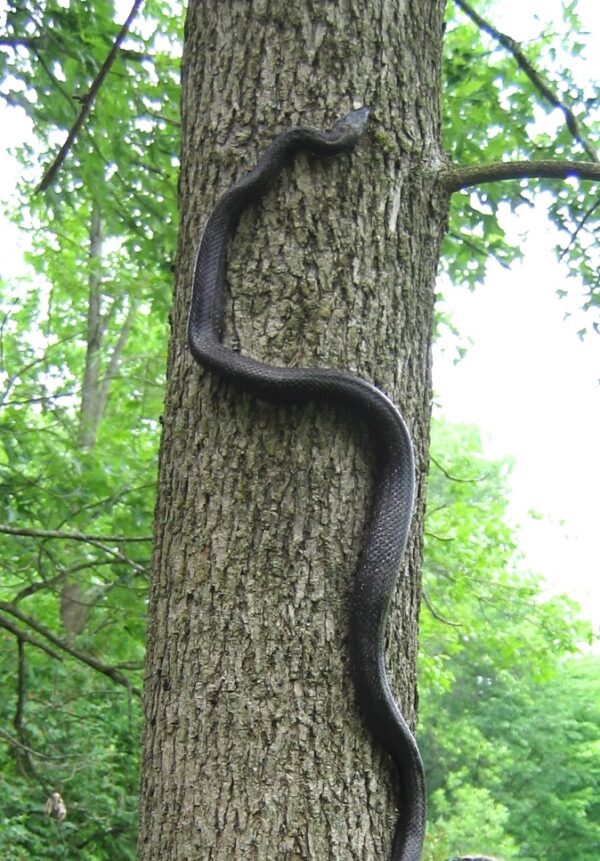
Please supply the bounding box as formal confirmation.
[0,391,79,408]
[0,602,140,695]
[1,524,150,575]
[0,37,34,48]
[430,454,488,483]
[424,530,456,543]
[446,229,512,270]
[0,728,79,762]
[421,589,461,627]
[14,570,67,604]
[0,615,64,660]
[558,196,600,260]
[453,0,598,162]
[36,0,144,192]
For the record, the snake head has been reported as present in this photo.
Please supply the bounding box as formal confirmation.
[331,106,371,144]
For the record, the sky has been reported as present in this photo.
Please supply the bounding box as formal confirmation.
[432,0,600,631]
[434,205,600,628]
[0,1,598,631]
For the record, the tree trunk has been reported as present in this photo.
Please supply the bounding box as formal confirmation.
[78,202,105,450]
[139,1,448,858]
[78,202,136,451]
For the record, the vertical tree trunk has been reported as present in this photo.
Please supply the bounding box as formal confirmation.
[139,1,448,858]
[78,202,105,451]
[78,202,136,452]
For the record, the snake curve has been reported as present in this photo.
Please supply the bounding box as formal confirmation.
[187,107,426,860]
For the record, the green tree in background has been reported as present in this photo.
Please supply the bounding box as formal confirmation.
[420,421,595,859]
[0,0,598,858]
[1,1,182,857]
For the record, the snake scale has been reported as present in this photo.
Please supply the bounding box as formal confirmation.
[188,107,426,860]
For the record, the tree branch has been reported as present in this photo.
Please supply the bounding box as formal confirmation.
[11,637,41,782]
[453,0,598,162]
[430,454,487,483]
[0,602,140,695]
[14,569,67,604]
[0,36,150,63]
[0,615,64,660]
[447,229,511,270]
[0,332,79,408]
[0,728,71,762]
[1,524,150,577]
[0,37,34,49]
[0,389,78,408]
[421,589,461,627]
[558,196,600,261]
[0,524,151,543]
[442,158,600,192]
[36,0,144,193]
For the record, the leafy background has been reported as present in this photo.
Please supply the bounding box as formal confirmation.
[0,1,598,858]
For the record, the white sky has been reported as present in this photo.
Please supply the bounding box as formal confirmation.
[434,207,600,628]
[434,0,600,630]
[0,1,598,632]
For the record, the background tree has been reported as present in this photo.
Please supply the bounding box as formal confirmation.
[0,2,181,857]
[0,1,597,859]
[419,421,595,860]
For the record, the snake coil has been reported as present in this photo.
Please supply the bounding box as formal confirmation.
[188,107,426,860]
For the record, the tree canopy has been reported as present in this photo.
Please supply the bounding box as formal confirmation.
[0,1,597,858]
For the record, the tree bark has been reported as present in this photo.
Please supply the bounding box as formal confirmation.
[139,1,448,858]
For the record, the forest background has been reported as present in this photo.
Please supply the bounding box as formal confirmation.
[0,1,598,859]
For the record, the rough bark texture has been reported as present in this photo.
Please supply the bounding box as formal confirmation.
[139,1,449,858]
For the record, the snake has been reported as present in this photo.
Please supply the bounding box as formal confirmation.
[188,107,426,860]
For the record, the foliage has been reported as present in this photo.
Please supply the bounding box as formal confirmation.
[423,778,518,861]
[420,421,596,860]
[0,0,182,855]
[422,654,600,861]
[442,0,599,332]
[0,0,597,857]
[0,652,140,860]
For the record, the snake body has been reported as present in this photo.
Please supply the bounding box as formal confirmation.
[188,108,426,860]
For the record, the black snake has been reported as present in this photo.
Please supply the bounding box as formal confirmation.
[188,107,426,860]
